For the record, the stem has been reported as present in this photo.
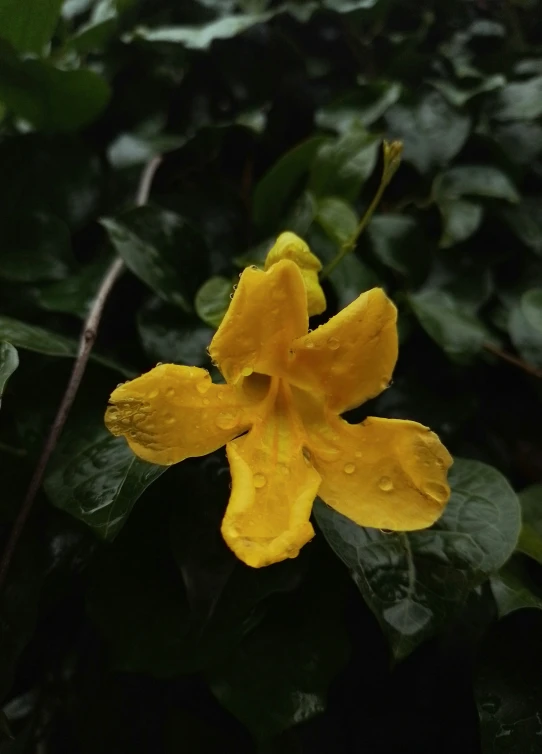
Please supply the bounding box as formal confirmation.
[483,342,542,379]
[0,156,162,592]
[320,140,403,281]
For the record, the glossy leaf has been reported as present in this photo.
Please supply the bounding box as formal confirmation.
[0,43,111,132]
[367,214,428,282]
[101,206,209,311]
[316,196,358,247]
[138,296,213,366]
[36,256,112,319]
[0,0,62,54]
[433,166,520,204]
[316,82,402,132]
[315,458,521,659]
[195,276,232,328]
[252,136,327,232]
[309,124,380,201]
[520,288,542,333]
[516,484,542,566]
[45,428,165,541]
[508,304,542,369]
[0,342,18,405]
[491,76,542,121]
[490,558,542,618]
[385,91,470,173]
[0,213,72,283]
[409,289,489,363]
[502,200,542,255]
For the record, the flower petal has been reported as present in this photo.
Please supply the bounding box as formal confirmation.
[306,410,452,531]
[287,287,398,414]
[221,380,320,568]
[209,259,308,384]
[105,363,258,465]
[264,232,326,316]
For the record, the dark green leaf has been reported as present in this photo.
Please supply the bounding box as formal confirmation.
[502,199,542,255]
[409,289,489,364]
[0,213,72,283]
[490,557,542,618]
[195,276,232,328]
[516,484,542,566]
[0,342,18,403]
[428,75,505,108]
[491,76,542,121]
[433,166,520,204]
[367,214,429,281]
[101,206,209,311]
[309,124,380,202]
[252,136,327,232]
[208,570,349,740]
[0,43,111,132]
[475,612,542,752]
[315,196,358,247]
[437,199,483,248]
[36,256,112,319]
[45,427,165,541]
[0,0,62,54]
[315,458,520,658]
[520,288,542,333]
[508,304,542,368]
[316,82,402,132]
[385,91,470,173]
[138,296,213,366]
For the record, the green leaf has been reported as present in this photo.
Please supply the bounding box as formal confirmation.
[36,256,112,319]
[208,569,349,741]
[316,81,402,132]
[309,124,380,202]
[520,288,542,333]
[101,206,209,311]
[428,75,505,108]
[0,213,72,283]
[508,304,542,369]
[475,611,542,752]
[516,484,542,566]
[409,289,489,364]
[138,296,213,366]
[367,214,429,282]
[0,43,111,132]
[0,316,131,375]
[502,199,542,255]
[437,199,483,248]
[0,0,62,54]
[315,196,358,247]
[385,91,470,173]
[45,427,165,541]
[0,342,18,404]
[491,75,542,121]
[252,136,327,232]
[490,558,542,618]
[433,166,520,204]
[195,276,232,328]
[315,458,521,659]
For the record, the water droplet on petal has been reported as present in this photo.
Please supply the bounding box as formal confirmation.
[344,462,356,475]
[378,476,394,492]
[305,341,315,350]
[241,366,253,377]
[165,414,175,425]
[216,410,240,430]
[253,473,266,488]
[156,362,163,366]
[203,398,210,405]
[355,451,363,459]
[327,337,340,351]
[147,389,159,399]
[423,481,449,503]
[166,387,175,398]
[196,375,211,395]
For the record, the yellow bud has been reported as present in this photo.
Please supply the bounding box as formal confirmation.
[264,232,326,316]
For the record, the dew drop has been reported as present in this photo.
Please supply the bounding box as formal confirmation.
[305,341,315,350]
[116,383,123,388]
[229,293,234,300]
[216,410,239,430]
[327,337,340,351]
[147,389,159,399]
[378,476,394,492]
[166,387,175,398]
[355,451,363,459]
[165,415,175,425]
[241,366,253,377]
[120,417,131,427]
[156,362,163,366]
[253,473,266,488]
[196,376,211,395]
[344,462,356,475]
[203,398,210,406]
[423,481,448,503]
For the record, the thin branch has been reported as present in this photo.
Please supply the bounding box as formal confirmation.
[483,341,542,379]
[0,155,162,592]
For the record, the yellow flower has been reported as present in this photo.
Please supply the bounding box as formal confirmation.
[105,233,452,568]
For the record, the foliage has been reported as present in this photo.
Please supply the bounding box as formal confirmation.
[0,0,541,751]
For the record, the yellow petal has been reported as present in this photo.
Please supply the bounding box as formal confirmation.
[287,287,398,414]
[221,380,320,567]
[305,409,452,531]
[264,232,326,316]
[209,259,308,384]
[105,363,257,465]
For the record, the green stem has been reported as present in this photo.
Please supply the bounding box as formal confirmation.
[320,140,403,281]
